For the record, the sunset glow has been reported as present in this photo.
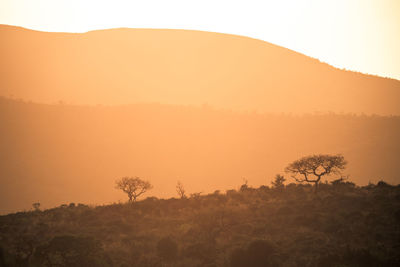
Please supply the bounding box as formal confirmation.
[1,0,399,80]
[1,1,400,265]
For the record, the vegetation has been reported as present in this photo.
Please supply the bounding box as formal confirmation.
[2,97,400,214]
[285,154,347,191]
[1,26,399,267]
[1,179,399,266]
[176,181,187,199]
[115,177,153,202]
[271,174,286,190]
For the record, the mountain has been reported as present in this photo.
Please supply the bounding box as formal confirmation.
[1,97,399,214]
[1,25,400,115]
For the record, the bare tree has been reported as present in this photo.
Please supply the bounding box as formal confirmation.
[285,154,347,191]
[176,181,186,199]
[115,177,153,202]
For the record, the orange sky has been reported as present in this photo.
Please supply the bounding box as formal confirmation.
[0,0,399,80]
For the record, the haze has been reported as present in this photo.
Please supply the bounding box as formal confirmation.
[1,26,399,114]
[0,25,400,214]
[1,2,400,266]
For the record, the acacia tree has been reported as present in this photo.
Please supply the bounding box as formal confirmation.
[285,154,347,191]
[115,177,153,202]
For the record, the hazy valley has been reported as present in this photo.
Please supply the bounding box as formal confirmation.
[1,97,399,213]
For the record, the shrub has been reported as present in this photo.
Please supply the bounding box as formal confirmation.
[156,237,178,262]
[229,240,277,267]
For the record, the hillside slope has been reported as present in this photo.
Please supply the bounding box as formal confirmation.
[1,25,399,114]
[1,183,399,266]
[1,98,399,214]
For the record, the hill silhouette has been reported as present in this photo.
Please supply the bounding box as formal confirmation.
[1,97,399,214]
[1,25,400,115]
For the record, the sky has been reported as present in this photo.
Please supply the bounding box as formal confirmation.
[0,0,399,80]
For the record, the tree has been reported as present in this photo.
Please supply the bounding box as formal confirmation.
[32,202,41,211]
[176,181,186,199]
[285,154,347,191]
[115,177,153,202]
[239,178,249,192]
[271,174,286,190]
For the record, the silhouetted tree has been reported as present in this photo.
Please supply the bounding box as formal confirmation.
[32,202,40,211]
[239,178,249,192]
[176,181,186,199]
[285,154,347,191]
[115,177,152,202]
[271,174,286,190]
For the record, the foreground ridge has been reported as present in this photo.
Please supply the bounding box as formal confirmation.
[1,181,399,266]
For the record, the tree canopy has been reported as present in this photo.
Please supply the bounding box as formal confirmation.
[285,154,347,189]
[115,177,152,202]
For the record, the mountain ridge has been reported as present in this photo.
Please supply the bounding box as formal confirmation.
[1,24,399,115]
[2,23,399,82]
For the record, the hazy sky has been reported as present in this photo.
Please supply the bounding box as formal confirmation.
[1,0,399,80]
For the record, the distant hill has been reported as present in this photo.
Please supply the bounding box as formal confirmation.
[1,97,399,214]
[1,25,400,115]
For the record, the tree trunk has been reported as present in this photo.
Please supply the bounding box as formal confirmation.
[314,176,321,193]
[314,181,319,193]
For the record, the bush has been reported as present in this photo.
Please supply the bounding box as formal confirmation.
[230,240,277,267]
[33,235,111,267]
[156,237,178,262]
